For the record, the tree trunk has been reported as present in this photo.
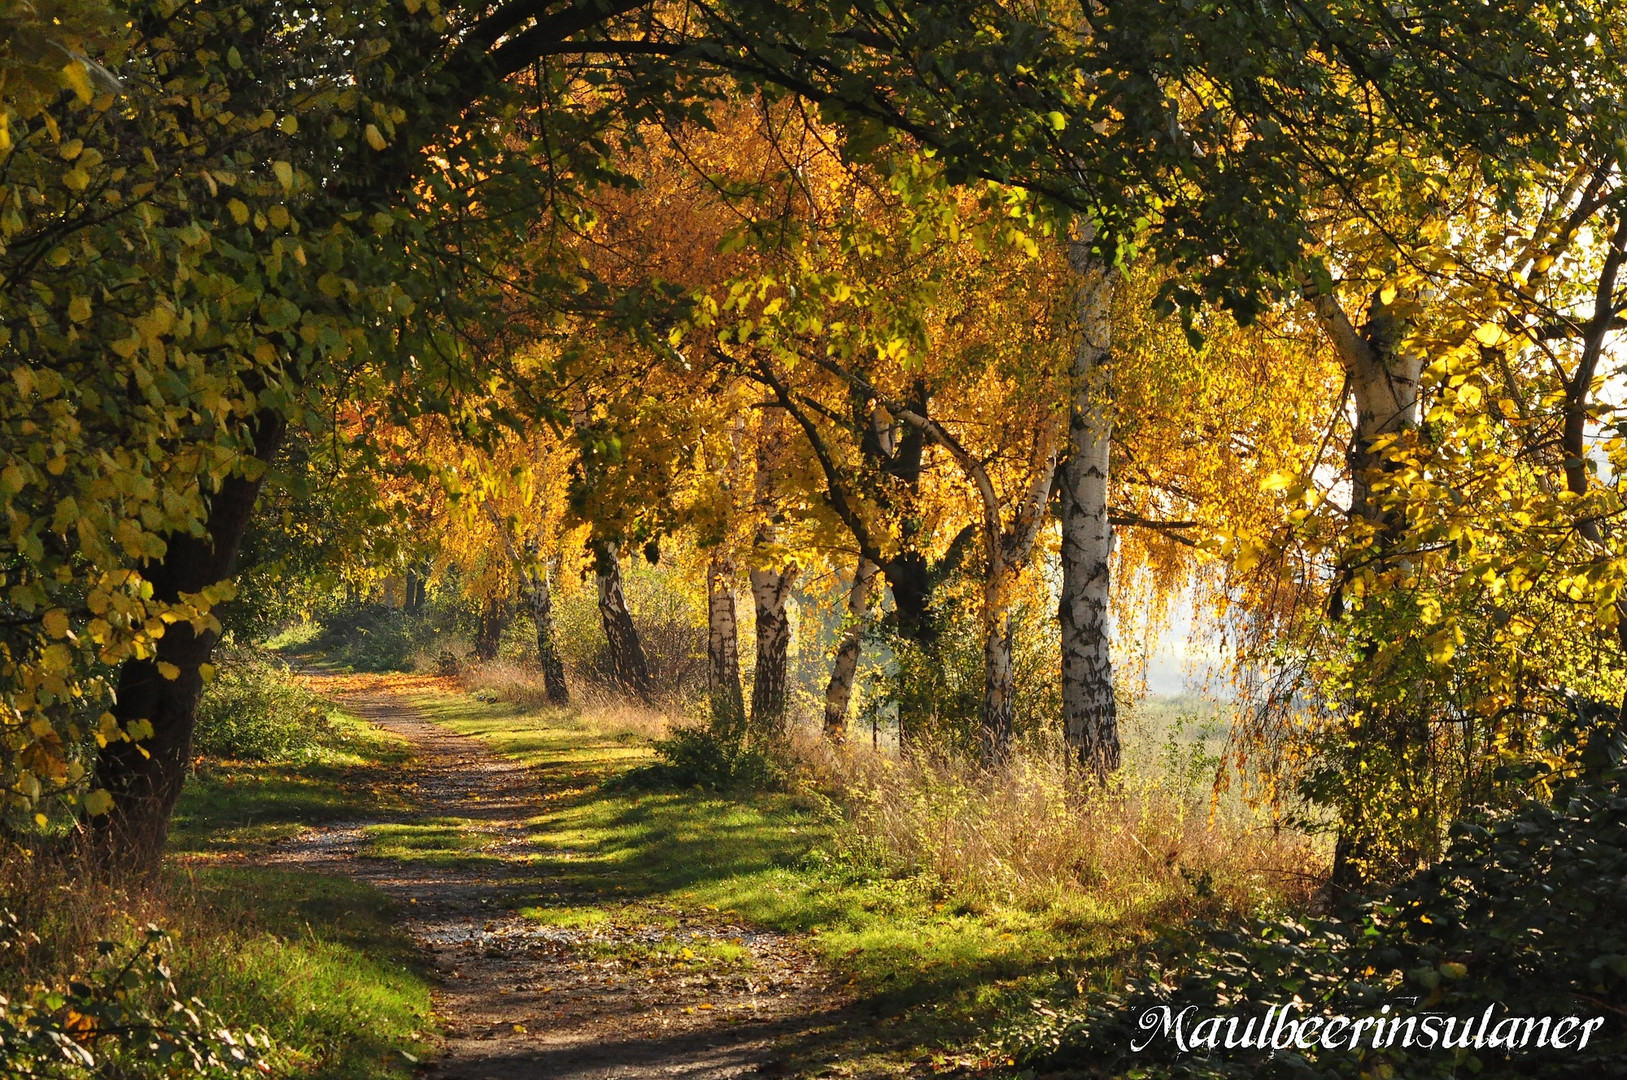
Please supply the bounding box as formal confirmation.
[92,415,286,870]
[748,564,798,741]
[981,607,1016,761]
[1059,240,1121,778]
[594,540,653,696]
[527,554,568,705]
[474,592,507,661]
[823,558,878,741]
[707,553,746,737]
[1308,289,1424,895]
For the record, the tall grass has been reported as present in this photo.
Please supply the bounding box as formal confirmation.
[456,658,674,742]
[798,731,1321,925]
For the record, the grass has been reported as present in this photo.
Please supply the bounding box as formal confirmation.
[392,676,1320,1073]
[170,707,413,854]
[163,705,438,1078]
[0,696,439,1080]
[168,866,437,1078]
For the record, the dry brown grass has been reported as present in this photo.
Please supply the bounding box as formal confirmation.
[791,729,1324,926]
[456,660,676,742]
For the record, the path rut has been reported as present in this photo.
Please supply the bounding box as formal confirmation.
[258,675,845,1079]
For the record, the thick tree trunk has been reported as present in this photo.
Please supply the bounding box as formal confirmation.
[594,540,652,696]
[1059,241,1121,778]
[527,555,568,705]
[982,605,1016,760]
[1307,288,1425,896]
[1341,301,1423,522]
[748,564,798,741]
[405,568,426,614]
[92,416,286,870]
[474,592,508,661]
[823,558,878,741]
[707,554,746,737]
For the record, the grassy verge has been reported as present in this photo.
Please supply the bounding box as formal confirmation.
[1,698,439,1080]
[162,703,437,1078]
[394,683,1287,1074]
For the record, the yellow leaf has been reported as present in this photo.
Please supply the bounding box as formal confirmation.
[273,160,294,192]
[199,663,217,683]
[157,661,181,680]
[42,609,69,638]
[68,295,91,323]
[228,198,249,225]
[1261,469,1297,492]
[84,789,114,816]
[365,124,387,151]
[1473,322,1505,347]
[279,115,298,135]
[61,61,93,103]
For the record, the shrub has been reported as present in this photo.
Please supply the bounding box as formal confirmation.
[1004,718,1627,1078]
[616,726,782,791]
[193,648,330,761]
[0,911,267,1078]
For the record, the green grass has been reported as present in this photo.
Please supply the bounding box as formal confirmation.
[167,867,437,1079]
[360,819,502,864]
[400,688,1139,1071]
[159,703,438,1078]
[171,707,413,854]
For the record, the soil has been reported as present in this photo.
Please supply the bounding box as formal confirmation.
[256,674,853,1080]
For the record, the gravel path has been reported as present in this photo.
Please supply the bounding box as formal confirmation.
[257,674,844,1080]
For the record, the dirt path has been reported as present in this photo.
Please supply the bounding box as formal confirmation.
[258,675,845,1079]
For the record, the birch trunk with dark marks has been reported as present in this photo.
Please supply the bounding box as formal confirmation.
[748,409,797,741]
[526,552,568,705]
[594,540,653,697]
[982,608,1016,754]
[823,558,878,741]
[1059,240,1120,778]
[749,564,798,741]
[707,553,746,736]
[93,414,285,870]
[481,504,568,704]
[1310,292,1424,528]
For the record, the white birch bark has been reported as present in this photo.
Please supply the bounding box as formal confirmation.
[1059,239,1121,777]
[707,553,745,735]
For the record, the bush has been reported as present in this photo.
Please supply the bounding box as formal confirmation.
[616,726,782,791]
[1004,717,1627,1078]
[194,648,330,762]
[0,911,267,1078]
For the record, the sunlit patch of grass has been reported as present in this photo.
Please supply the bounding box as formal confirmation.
[516,903,610,930]
[579,933,756,969]
[360,819,502,864]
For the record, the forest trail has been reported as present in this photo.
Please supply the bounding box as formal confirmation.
[257,672,845,1079]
